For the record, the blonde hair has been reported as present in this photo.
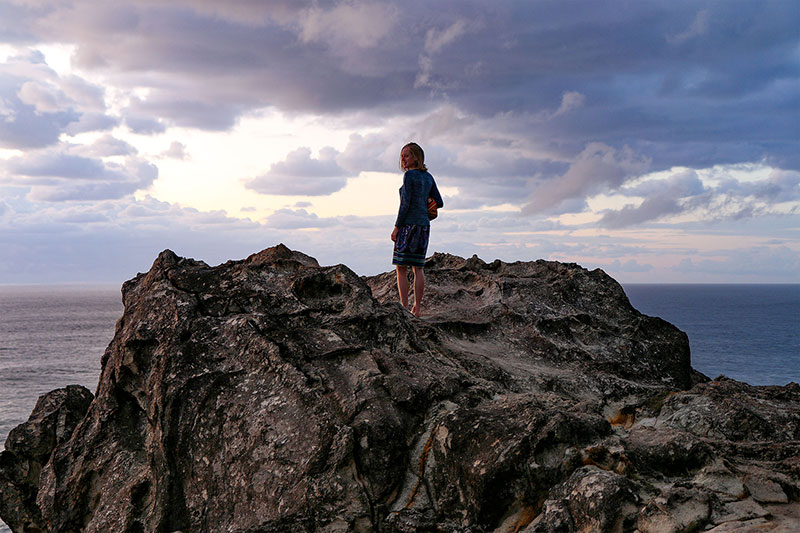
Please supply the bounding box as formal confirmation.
[400,142,428,172]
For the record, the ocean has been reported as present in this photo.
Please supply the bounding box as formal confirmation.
[623,284,799,386]
[0,283,798,531]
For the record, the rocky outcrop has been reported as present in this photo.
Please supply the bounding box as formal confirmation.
[1,245,797,532]
[0,385,93,532]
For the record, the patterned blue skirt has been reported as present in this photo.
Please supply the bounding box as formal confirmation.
[392,224,430,267]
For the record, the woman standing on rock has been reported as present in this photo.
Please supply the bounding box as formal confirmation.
[391,142,443,317]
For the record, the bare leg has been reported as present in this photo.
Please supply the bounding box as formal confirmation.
[411,267,424,317]
[395,265,409,309]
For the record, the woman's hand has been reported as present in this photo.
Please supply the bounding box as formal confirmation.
[391,227,399,242]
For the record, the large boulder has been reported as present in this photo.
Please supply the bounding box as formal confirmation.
[0,385,93,532]
[1,245,797,532]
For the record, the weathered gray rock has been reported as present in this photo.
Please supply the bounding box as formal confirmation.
[744,472,789,504]
[637,485,710,533]
[625,426,715,477]
[524,466,641,532]
[693,460,747,500]
[367,252,694,392]
[1,245,798,532]
[654,378,800,443]
[0,385,93,532]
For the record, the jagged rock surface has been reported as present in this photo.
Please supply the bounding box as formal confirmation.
[1,245,798,532]
[0,385,93,533]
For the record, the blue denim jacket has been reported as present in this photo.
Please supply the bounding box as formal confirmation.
[395,169,444,227]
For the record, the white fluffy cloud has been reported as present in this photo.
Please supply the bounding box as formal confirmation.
[73,135,137,158]
[1,150,157,201]
[246,147,349,196]
[0,48,114,149]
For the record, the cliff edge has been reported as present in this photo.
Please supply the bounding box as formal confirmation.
[1,245,798,532]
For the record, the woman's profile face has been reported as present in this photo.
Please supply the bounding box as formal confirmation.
[400,147,417,170]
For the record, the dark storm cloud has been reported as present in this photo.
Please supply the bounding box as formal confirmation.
[418,1,798,174]
[27,0,412,123]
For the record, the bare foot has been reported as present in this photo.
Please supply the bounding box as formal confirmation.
[411,304,422,317]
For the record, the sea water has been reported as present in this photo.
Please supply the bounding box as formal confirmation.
[0,283,798,531]
[623,284,799,386]
[0,285,123,446]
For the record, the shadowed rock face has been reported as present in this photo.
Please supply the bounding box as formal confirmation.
[1,245,797,532]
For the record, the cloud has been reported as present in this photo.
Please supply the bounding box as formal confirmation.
[0,194,281,283]
[123,113,166,134]
[158,141,189,160]
[601,196,683,229]
[1,0,793,172]
[717,169,800,203]
[298,2,399,49]
[125,95,243,131]
[552,91,586,117]
[608,259,654,273]
[675,245,800,279]
[595,167,800,228]
[17,80,70,113]
[667,9,710,44]
[598,170,706,227]
[1,150,157,201]
[246,147,349,196]
[59,74,106,110]
[0,77,79,148]
[425,19,468,55]
[264,208,336,229]
[523,143,650,215]
[0,46,114,148]
[73,134,137,157]
[336,131,413,175]
[6,151,107,179]
[117,0,309,29]
[0,0,798,284]
[416,19,470,89]
[64,112,119,135]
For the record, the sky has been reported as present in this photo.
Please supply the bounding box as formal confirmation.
[0,0,798,284]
